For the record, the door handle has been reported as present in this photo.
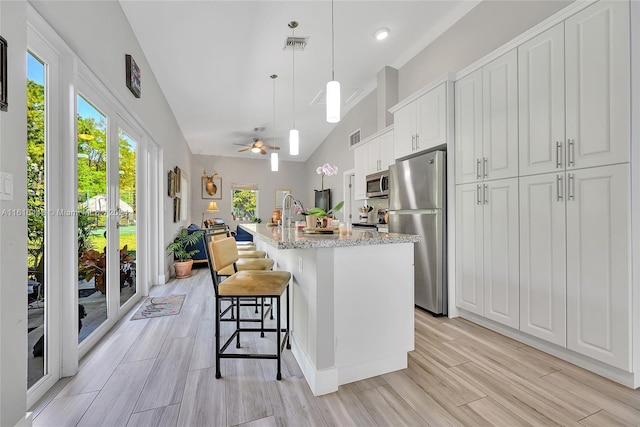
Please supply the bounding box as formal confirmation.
[556,141,563,168]
[412,135,416,151]
[483,157,488,178]
[476,185,482,205]
[476,159,481,179]
[557,175,563,202]
[483,184,488,205]
[416,134,419,149]
[568,139,575,167]
[568,173,575,200]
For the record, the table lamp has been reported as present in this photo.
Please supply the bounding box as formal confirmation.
[202,201,219,227]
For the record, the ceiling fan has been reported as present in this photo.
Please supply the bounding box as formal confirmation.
[234,138,280,155]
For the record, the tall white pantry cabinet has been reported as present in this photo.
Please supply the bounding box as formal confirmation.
[454,0,638,385]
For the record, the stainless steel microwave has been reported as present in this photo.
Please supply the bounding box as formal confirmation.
[366,170,389,198]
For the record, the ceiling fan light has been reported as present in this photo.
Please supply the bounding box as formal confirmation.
[251,146,261,153]
[289,129,299,155]
[271,152,279,171]
[326,80,341,123]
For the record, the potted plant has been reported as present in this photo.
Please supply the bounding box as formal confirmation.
[166,226,205,278]
[308,201,344,228]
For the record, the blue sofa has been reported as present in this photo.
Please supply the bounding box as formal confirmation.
[184,224,208,264]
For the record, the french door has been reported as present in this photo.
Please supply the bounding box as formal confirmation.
[76,87,142,352]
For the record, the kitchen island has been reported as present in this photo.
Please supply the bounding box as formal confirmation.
[239,224,420,396]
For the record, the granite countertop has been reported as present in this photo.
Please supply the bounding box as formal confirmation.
[239,224,421,250]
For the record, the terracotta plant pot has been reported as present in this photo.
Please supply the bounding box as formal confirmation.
[174,259,194,279]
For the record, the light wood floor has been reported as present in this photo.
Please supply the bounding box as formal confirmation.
[32,267,640,426]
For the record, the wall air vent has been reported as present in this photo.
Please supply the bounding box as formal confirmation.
[349,129,361,149]
[283,36,309,51]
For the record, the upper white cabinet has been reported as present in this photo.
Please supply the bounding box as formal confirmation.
[393,83,448,159]
[518,23,566,176]
[455,50,519,184]
[519,1,630,176]
[353,127,394,200]
[565,0,630,170]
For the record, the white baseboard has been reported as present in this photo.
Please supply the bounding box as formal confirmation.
[290,335,338,396]
[338,353,407,386]
[14,412,33,427]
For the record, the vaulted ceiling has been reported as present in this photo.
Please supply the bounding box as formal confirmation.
[120,1,479,161]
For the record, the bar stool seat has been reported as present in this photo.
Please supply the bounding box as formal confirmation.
[218,271,290,297]
[217,256,274,276]
[237,250,266,258]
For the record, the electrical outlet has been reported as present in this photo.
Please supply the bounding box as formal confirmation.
[298,257,303,273]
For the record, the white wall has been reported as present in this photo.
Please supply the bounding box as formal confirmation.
[190,155,307,229]
[0,2,28,425]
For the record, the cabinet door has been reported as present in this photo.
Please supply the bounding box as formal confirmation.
[455,183,484,315]
[393,103,415,160]
[519,23,566,176]
[455,69,483,184]
[379,129,394,170]
[483,49,519,181]
[354,144,367,200]
[415,83,447,153]
[483,178,519,328]
[566,164,630,370]
[519,173,566,346]
[366,139,380,175]
[565,0,630,169]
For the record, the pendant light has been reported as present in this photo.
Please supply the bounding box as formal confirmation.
[326,0,340,123]
[288,21,300,156]
[270,74,279,172]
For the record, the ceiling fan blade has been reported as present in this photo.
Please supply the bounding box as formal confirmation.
[233,142,251,147]
[262,145,280,150]
[237,147,251,152]
[259,148,267,155]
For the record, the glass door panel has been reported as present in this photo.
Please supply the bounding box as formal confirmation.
[27,52,46,388]
[77,95,109,343]
[118,129,137,307]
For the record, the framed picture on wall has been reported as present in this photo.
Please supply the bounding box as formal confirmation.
[168,170,176,197]
[125,54,141,98]
[174,166,182,193]
[202,176,222,199]
[173,197,181,222]
[0,36,7,112]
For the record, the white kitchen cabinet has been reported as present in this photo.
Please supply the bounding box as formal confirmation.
[394,83,447,159]
[455,50,518,184]
[518,1,629,177]
[565,0,630,170]
[455,178,519,328]
[566,163,630,370]
[519,172,566,346]
[518,23,566,177]
[353,127,393,200]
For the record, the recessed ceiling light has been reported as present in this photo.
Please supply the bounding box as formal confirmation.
[374,28,389,41]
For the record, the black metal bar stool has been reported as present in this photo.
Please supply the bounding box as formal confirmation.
[206,236,291,380]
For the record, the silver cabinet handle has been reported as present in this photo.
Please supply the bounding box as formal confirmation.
[416,133,419,149]
[483,157,488,178]
[557,174,563,201]
[483,184,488,205]
[476,159,481,179]
[412,135,416,151]
[568,173,575,200]
[556,141,563,168]
[477,185,482,205]
[568,139,575,167]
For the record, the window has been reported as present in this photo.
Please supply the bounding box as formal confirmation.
[231,184,258,221]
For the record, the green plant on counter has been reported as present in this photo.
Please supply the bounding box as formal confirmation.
[308,201,344,218]
[251,216,262,223]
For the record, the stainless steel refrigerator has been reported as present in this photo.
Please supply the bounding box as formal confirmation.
[389,150,447,315]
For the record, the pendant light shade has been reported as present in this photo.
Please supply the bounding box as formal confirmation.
[270,74,279,172]
[289,21,300,156]
[289,129,299,155]
[326,0,340,123]
[326,80,341,123]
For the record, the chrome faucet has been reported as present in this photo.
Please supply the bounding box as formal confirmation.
[281,193,296,229]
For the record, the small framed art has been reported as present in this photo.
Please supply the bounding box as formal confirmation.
[125,54,141,98]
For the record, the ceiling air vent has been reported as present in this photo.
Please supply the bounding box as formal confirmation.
[283,36,309,51]
[349,129,361,149]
